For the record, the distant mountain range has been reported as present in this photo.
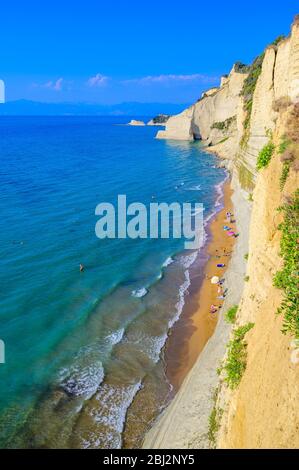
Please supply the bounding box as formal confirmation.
[0,100,188,116]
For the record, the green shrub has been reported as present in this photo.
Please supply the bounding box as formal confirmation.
[208,407,218,447]
[240,53,265,102]
[248,193,253,202]
[278,136,291,154]
[234,62,251,73]
[223,323,255,389]
[273,190,299,338]
[280,162,290,190]
[244,275,250,282]
[152,114,169,124]
[225,305,238,324]
[211,116,236,131]
[256,142,275,170]
[207,388,223,448]
[244,253,249,261]
[240,52,265,148]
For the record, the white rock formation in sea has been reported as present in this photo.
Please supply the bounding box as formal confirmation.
[156,106,195,140]
[127,119,145,126]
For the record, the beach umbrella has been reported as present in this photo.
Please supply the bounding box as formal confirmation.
[211,276,219,284]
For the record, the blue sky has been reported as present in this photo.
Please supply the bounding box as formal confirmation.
[0,1,297,104]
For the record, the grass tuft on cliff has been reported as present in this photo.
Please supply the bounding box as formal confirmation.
[207,387,223,448]
[223,323,255,389]
[273,190,299,338]
[240,52,265,148]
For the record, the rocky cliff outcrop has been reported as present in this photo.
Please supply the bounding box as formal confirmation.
[158,17,299,194]
[216,105,299,448]
[156,65,246,143]
[209,18,299,449]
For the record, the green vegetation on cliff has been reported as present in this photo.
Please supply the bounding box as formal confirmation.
[211,116,236,131]
[151,114,170,124]
[223,323,255,389]
[207,387,223,448]
[225,305,238,324]
[278,105,299,189]
[257,141,275,170]
[273,190,299,338]
[240,52,265,148]
[271,35,286,46]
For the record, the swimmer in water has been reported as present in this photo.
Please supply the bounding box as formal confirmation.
[80,264,84,272]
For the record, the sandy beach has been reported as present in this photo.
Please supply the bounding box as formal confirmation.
[165,181,236,390]
[143,175,251,448]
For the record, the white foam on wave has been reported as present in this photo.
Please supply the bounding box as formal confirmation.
[168,269,191,329]
[202,172,230,237]
[59,360,105,399]
[191,207,204,216]
[105,328,125,346]
[187,184,201,191]
[214,171,229,207]
[126,332,169,364]
[181,251,198,269]
[131,287,148,298]
[80,381,142,449]
[162,256,174,268]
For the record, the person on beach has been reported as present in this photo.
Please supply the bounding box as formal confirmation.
[210,304,218,314]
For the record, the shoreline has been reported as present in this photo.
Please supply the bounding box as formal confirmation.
[164,180,235,391]
[142,175,251,448]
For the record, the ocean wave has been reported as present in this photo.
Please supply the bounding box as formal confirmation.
[59,360,104,399]
[180,251,198,269]
[190,207,204,216]
[126,332,169,364]
[202,172,230,232]
[168,269,191,329]
[186,184,201,191]
[131,287,148,298]
[104,328,125,346]
[162,256,174,268]
[214,171,229,207]
[80,381,142,449]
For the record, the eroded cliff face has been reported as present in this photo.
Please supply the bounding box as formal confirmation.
[154,16,299,449]
[213,18,299,449]
[216,108,299,448]
[156,66,246,143]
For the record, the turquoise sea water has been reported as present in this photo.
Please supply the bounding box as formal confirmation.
[0,116,226,448]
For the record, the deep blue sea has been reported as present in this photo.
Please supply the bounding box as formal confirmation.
[0,116,226,448]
